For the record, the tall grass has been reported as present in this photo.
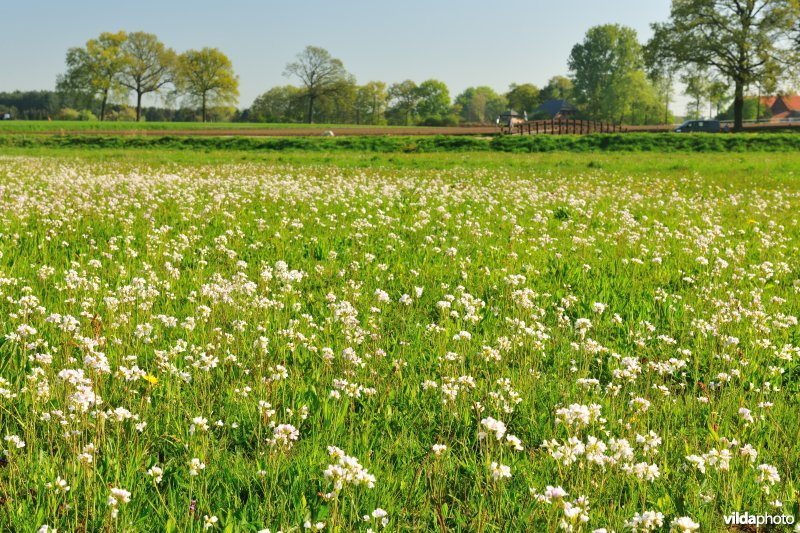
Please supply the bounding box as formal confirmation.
[0,154,798,531]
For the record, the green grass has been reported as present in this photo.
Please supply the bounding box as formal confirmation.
[0,149,798,532]
[3,132,800,154]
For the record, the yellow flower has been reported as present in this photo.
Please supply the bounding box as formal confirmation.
[143,374,159,385]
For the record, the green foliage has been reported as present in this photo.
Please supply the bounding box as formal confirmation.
[119,32,178,122]
[354,81,388,125]
[4,132,800,154]
[386,80,420,125]
[55,108,81,121]
[284,46,350,124]
[56,31,128,121]
[718,97,773,121]
[453,86,507,124]
[175,48,239,122]
[539,76,574,102]
[414,80,452,124]
[568,24,645,122]
[647,0,798,129]
[505,83,540,116]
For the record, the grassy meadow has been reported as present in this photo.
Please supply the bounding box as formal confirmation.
[0,146,799,532]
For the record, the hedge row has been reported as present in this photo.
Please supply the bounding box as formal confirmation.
[2,133,800,153]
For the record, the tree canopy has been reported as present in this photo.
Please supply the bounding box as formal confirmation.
[646,0,799,129]
[568,24,644,122]
[175,48,239,122]
[56,31,127,121]
[284,46,350,124]
[118,32,177,121]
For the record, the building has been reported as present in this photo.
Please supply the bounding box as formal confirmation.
[497,109,527,127]
[533,99,580,120]
[760,95,800,121]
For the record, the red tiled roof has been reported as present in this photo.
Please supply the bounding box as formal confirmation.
[761,96,778,108]
[779,95,800,111]
[761,95,800,112]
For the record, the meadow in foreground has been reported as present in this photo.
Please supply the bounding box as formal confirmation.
[0,154,798,532]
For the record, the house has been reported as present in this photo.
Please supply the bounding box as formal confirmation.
[760,95,800,121]
[497,109,527,127]
[533,99,580,120]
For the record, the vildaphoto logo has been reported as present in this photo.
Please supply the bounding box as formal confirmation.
[724,512,795,526]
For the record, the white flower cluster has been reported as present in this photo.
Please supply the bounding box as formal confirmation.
[322,446,376,499]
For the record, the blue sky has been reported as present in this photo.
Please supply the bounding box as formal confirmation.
[1,0,674,109]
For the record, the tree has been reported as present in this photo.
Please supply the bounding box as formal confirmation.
[284,46,349,123]
[313,75,358,123]
[539,76,574,101]
[719,95,772,120]
[647,0,798,130]
[706,78,732,118]
[57,31,127,121]
[624,70,670,124]
[753,61,781,120]
[354,82,388,125]
[387,80,420,125]
[568,24,644,122]
[643,27,679,124]
[453,86,507,123]
[119,32,177,121]
[175,48,239,122]
[249,86,306,122]
[505,83,540,114]
[681,65,711,119]
[0,90,74,120]
[415,80,452,124]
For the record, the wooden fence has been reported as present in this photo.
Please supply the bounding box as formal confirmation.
[501,119,626,135]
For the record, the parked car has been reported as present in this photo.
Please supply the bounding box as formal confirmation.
[1,113,11,120]
[673,119,729,133]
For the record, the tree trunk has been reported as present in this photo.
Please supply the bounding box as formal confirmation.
[202,94,207,123]
[665,93,670,124]
[756,88,761,122]
[136,90,142,122]
[307,95,315,124]
[100,91,108,122]
[733,80,744,131]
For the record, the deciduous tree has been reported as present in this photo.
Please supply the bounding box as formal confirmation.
[647,0,799,130]
[387,80,420,125]
[539,76,574,102]
[284,46,349,123]
[249,86,306,122]
[354,82,388,125]
[176,48,239,122]
[568,24,643,122]
[119,32,177,121]
[505,83,540,115]
[453,86,507,123]
[415,79,452,124]
[57,31,127,121]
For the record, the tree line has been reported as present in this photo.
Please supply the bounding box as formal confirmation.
[2,1,797,128]
[55,31,238,122]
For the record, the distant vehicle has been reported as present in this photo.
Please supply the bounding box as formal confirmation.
[673,119,729,133]
[1,113,10,120]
